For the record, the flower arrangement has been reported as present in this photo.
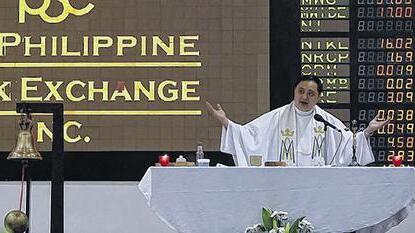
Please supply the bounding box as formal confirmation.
[245,208,313,233]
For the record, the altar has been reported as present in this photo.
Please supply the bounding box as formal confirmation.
[0,167,414,233]
[139,167,415,233]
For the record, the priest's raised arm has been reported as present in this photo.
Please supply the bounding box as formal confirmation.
[206,76,390,167]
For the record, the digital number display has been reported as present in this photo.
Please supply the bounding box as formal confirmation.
[357,0,413,5]
[357,38,413,49]
[357,64,413,76]
[357,91,414,103]
[354,0,414,165]
[357,51,413,62]
[357,6,413,18]
[357,78,414,90]
[296,0,414,165]
[357,110,415,163]
[357,20,413,31]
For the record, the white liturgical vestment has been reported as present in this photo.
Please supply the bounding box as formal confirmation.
[220,102,375,166]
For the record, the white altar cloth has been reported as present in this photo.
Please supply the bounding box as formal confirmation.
[138,167,415,233]
[0,182,146,233]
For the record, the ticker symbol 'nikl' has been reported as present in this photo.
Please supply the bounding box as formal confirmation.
[19,0,95,24]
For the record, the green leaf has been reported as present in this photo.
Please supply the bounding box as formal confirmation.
[285,223,291,232]
[289,216,306,233]
[273,218,278,229]
[261,208,273,231]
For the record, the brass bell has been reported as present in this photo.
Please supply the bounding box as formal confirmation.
[8,113,42,160]
[4,210,29,233]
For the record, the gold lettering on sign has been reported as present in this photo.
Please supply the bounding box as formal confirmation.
[0,34,200,58]
[19,0,95,24]
[14,77,201,103]
[301,52,349,63]
[37,121,85,143]
[301,0,337,5]
[301,40,349,50]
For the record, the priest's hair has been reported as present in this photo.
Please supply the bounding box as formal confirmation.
[294,75,323,94]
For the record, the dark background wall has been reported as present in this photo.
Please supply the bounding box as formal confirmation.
[0,151,235,181]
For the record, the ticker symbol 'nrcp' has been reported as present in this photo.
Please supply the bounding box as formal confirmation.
[19,0,95,24]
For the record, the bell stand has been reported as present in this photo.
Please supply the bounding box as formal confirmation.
[16,103,64,233]
[22,160,30,233]
[14,113,35,233]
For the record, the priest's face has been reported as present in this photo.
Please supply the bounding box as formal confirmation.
[294,80,320,112]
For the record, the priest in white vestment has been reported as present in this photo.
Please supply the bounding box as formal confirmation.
[207,76,390,167]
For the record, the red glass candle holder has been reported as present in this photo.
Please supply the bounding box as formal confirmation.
[159,154,170,166]
[392,155,402,167]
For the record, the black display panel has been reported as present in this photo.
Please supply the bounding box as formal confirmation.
[354,0,414,165]
[273,0,414,166]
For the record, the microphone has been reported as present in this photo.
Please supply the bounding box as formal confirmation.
[313,114,344,165]
[313,114,341,132]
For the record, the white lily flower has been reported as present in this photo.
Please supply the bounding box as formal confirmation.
[301,219,311,225]
[270,211,288,218]
[245,224,264,233]
[277,227,286,233]
[299,219,314,229]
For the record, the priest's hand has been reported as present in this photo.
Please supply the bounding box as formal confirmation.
[364,112,391,136]
[206,101,229,128]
